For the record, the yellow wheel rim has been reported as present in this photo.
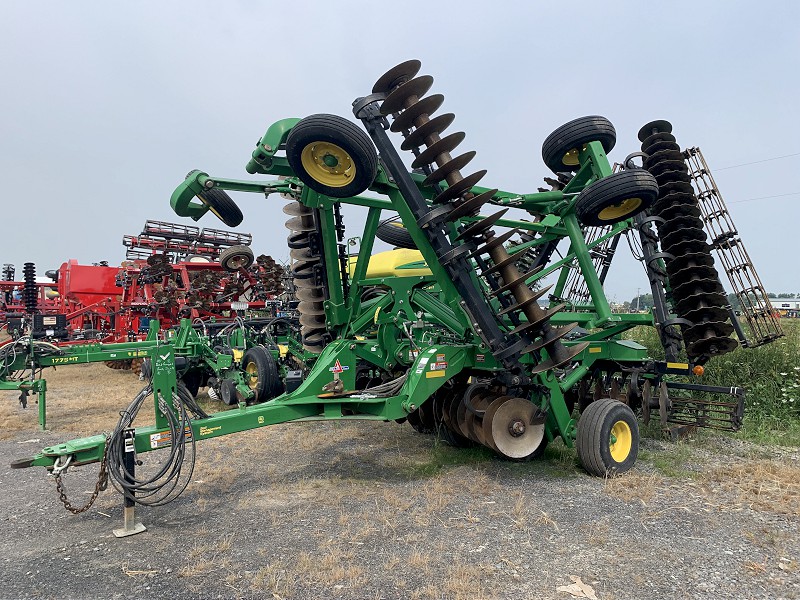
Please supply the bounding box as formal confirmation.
[609,420,633,462]
[562,148,580,166]
[245,362,259,390]
[597,197,642,221]
[300,141,355,188]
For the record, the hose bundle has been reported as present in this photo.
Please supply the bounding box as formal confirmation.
[106,382,206,506]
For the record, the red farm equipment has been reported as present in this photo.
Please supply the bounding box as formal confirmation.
[2,221,287,352]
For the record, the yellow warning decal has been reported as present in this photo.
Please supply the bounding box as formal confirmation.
[425,371,446,379]
[589,347,602,354]
[667,362,689,370]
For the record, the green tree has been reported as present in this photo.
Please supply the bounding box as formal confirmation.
[629,293,654,311]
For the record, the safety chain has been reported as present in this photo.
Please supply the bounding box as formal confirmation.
[53,435,110,514]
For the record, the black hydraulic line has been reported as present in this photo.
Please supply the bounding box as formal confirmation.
[597,233,621,285]
[354,100,517,365]
[634,212,683,362]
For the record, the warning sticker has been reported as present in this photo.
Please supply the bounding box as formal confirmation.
[436,354,446,363]
[476,354,485,363]
[150,426,193,449]
[429,361,448,371]
[426,371,446,379]
[329,359,350,373]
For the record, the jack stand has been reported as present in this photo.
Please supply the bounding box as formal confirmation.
[113,429,146,538]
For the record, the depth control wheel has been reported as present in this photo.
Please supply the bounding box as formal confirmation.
[576,398,639,476]
[219,245,255,271]
[286,114,378,198]
[542,116,616,174]
[196,187,243,227]
[376,217,416,249]
[574,169,658,226]
[242,345,282,403]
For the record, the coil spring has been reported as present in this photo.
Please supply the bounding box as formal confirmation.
[284,199,327,353]
[373,60,586,371]
[638,120,736,359]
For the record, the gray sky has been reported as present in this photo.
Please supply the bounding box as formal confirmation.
[2,1,799,303]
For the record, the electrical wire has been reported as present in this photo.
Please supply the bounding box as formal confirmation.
[715,152,800,171]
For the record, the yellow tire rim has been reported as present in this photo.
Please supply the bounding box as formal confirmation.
[562,143,591,167]
[245,361,259,391]
[598,197,642,221]
[609,420,633,462]
[300,141,355,188]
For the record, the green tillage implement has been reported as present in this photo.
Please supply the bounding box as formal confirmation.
[12,61,763,529]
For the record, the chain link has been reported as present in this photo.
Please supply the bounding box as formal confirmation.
[53,435,111,514]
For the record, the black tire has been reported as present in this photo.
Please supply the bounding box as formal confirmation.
[542,116,616,174]
[574,169,658,226]
[286,114,378,198]
[196,187,243,227]
[576,398,639,476]
[181,370,203,398]
[242,345,282,403]
[376,218,416,249]
[219,245,255,271]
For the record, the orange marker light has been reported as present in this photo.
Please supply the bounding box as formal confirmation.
[692,365,705,376]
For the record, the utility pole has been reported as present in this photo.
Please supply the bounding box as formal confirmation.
[635,287,640,312]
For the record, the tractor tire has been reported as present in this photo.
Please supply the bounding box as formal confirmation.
[376,218,416,249]
[242,345,282,403]
[542,116,616,174]
[574,169,658,226]
[196,187,243,227]
[576,398,639,476]
[181,370,203,398]
[286,114,378,198]
[219,245,255,271]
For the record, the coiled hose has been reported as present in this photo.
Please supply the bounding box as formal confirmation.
[106,382,207,506]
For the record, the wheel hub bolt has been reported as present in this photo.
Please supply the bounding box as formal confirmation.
[509,420,525,436]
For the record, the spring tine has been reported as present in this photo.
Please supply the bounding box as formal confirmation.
[381,75,435,115]
[401,113,456,150]
[454,208,507,241]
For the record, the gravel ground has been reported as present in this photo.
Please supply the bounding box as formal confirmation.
[1,382,799,600]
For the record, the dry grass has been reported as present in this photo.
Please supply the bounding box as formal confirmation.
[0,362,146,437]
[603,471,663,505]
[706,460,800,515]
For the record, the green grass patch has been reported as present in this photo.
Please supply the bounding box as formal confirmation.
[401,439,495,478]
[626,320,800,431]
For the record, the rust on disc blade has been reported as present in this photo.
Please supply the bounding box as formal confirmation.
[381,75,435,115]
[402,113,456,151]
[489,398,545,460]
[372,60,422,94]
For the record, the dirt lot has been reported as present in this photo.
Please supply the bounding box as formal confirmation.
[1,363,799,600]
